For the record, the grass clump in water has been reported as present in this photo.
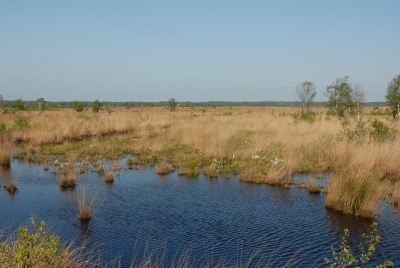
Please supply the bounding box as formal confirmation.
[305,179,321,194]
[156,160,174,175]
[77,188,96,221]
[59,172,77,189]
[4,182,17,194]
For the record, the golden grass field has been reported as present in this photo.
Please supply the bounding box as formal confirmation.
[0,106,399,218]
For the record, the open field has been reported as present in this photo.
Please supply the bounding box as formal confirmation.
[0,106,399,217]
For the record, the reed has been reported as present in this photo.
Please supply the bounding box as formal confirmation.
[104,171,114,183]
[0,142,11,166]
[156,160,174,175]
[4,182,17,194]
[76,187,96,221]
[0,107,399,217]
[305,179,321,194]
[59,172,77,189]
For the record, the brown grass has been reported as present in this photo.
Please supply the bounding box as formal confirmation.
[4,182,17,194]
[0,141,12,166]
[104,172,114,183]
[1,106,399,217]
[305,179,321,194]
[156,160,174,175]
[77,187,96,221]
[59,172,77,189]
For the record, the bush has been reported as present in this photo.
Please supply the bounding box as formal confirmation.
[0,122,6,133]
[291,111,317,123]
[13,117,30,130]
[324,222,393,267]
[0,215,69,267]
[369,118,397,142]
[92,100,101,113]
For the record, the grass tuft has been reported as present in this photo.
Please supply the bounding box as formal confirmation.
[156,160,174,175]
[4,182,17,194]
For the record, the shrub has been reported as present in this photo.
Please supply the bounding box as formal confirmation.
[369,118,397,142]
[12,98,25,110]
[0,122,6,133]
[92,100,101,113]
[13,116,30,130]
[0,215,69,267]
[291,111,317,123]
[324,222,393,267]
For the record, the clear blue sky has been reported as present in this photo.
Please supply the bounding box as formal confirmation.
[1,1,399,102]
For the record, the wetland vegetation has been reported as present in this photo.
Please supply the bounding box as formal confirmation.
[0,102,399,266]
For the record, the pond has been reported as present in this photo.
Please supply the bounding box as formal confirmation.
[1,158,400,267]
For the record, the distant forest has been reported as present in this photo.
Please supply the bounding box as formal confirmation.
[0,100,388,109]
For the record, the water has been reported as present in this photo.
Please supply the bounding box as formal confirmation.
[1,159,400,267]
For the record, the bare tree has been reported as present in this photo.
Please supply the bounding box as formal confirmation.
[106,105,114,116]
[296,81,317,113]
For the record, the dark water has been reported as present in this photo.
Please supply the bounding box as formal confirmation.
[1,159,400,267]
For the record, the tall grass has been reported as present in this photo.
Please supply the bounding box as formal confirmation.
[76,187,96,221]
[325,143,391,217]
[0,107,399,217]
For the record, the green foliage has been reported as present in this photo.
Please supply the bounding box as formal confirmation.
[0,121,6,133]
[385,74,400,110]
[370,107,392,116]
[168,98,177,111]
[325,77,364,118]
[92,100,101,113]
[291,111,317,123]
[0,215,69,267]
[37,98,47,111]
[369,119,397,142]
[13,117,30,130]
[340,119,369,143]
[13,98,25,110]
[324,222,393,267]
[73,101,84,112]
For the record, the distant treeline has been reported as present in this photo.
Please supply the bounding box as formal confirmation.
[1,100,387,109]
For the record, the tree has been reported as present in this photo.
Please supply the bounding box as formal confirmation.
[168,98,177,111]
[385,74,400,119]
[73,101,84,112]
[13,98,25,110]
[92,100,101,113]
[0,94,3,107]
[325,77,364,119]
[296,81,317,113]
[37,98,46,111]
[106,105,114,116]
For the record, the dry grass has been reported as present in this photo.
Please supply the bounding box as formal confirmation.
[1,107,399,217]
[4,182,17,194]
[104,172,114,183]
[0,141,12,166]
[59,172,77,189]
[156,160,174,175]
[76,187,96,221]
[305,179,321,194]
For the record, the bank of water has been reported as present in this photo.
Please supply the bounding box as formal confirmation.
[1,159,399,267]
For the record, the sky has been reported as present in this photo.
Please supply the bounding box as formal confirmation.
[0,1,399,102]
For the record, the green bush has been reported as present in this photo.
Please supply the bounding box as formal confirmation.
[0,215,69,267]
[291,111,317,123]
[0,122,6,133]
[13,117,30,130]
[92,100,101,113]
[324,222,393,267]
[369,118,397,142]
